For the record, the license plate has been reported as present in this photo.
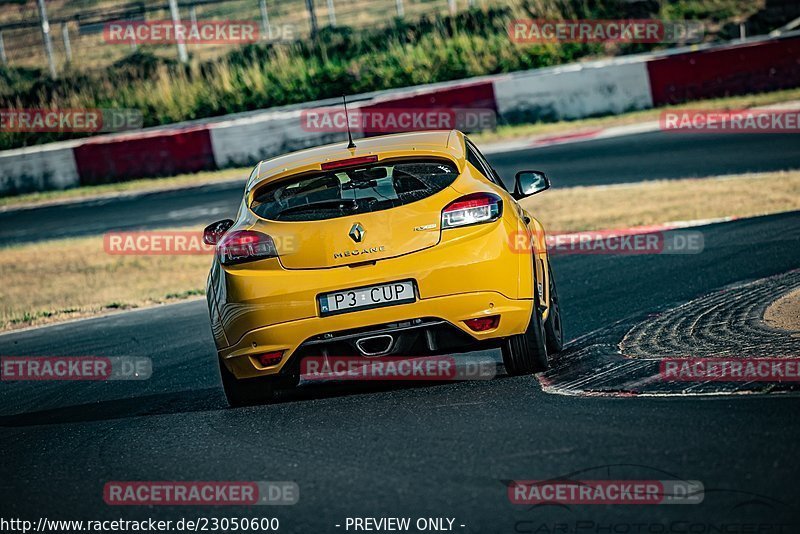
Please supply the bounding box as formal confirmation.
[318,280,416,316]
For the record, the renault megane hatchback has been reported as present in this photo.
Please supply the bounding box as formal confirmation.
[203,130,563,406]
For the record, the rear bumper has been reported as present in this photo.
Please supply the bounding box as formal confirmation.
[211,216,538,379]
[221,291,533,379]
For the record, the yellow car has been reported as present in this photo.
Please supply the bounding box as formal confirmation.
[204,130,563,406]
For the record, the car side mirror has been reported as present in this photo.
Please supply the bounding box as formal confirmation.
[203,219,234,245]
[513,170,550,200]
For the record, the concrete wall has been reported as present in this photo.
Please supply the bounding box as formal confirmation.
[209,111,347,168]
[493,58,654,123]
[0,143,80,196]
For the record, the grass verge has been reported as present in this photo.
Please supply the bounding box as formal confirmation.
[2,170,798,332]
[520,170,800,230]
[0,234,212,332]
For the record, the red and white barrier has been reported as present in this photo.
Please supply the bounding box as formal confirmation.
[647,36,800,105]
[1,33,798,196]
[74,126,216,185]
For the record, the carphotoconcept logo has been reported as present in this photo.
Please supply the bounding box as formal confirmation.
[509,19,703,43]
[1,356,151,381]
[0,109,142,133]
[508,465,795,533]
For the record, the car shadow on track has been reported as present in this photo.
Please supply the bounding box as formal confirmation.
[0,388,226,427]
[0,363,514,427]
[277,362,510,405]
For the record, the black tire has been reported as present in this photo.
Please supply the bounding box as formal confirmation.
[501,290,549,375]
[544,264,564,354]
[218,357,280,407]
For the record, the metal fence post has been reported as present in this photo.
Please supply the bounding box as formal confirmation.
[395,0,404,18]
[36,0,57,77]
[168,0,188,63]
[259,0,271,39]
[61,22,72,62]
[305,0,319,37]
[0,31,7,65]
[128,15,138,51]
[326,0,336,26]
[188,4,197,54]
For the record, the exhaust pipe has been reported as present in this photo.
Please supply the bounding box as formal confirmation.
[355,334,394,357]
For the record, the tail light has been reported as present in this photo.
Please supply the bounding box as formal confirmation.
[465,315,500,332]
[218,230,278,265]
[257,351,284,367]
[441,193,502,229]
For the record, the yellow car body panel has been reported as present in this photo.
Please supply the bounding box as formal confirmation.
[206,130,553,379]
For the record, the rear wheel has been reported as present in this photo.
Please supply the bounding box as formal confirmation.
[502,290,549,375]
[218,357,283,407]
[544,264,564,354]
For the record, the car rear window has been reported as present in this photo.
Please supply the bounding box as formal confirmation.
[250,159,459,222]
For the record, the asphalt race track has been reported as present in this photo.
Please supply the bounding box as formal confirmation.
[2,131,800,245]
[2,209,800,530]
[487,130,800,187]
[2,125,800,531]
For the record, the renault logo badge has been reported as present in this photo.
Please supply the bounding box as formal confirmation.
[349,223,365,243]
